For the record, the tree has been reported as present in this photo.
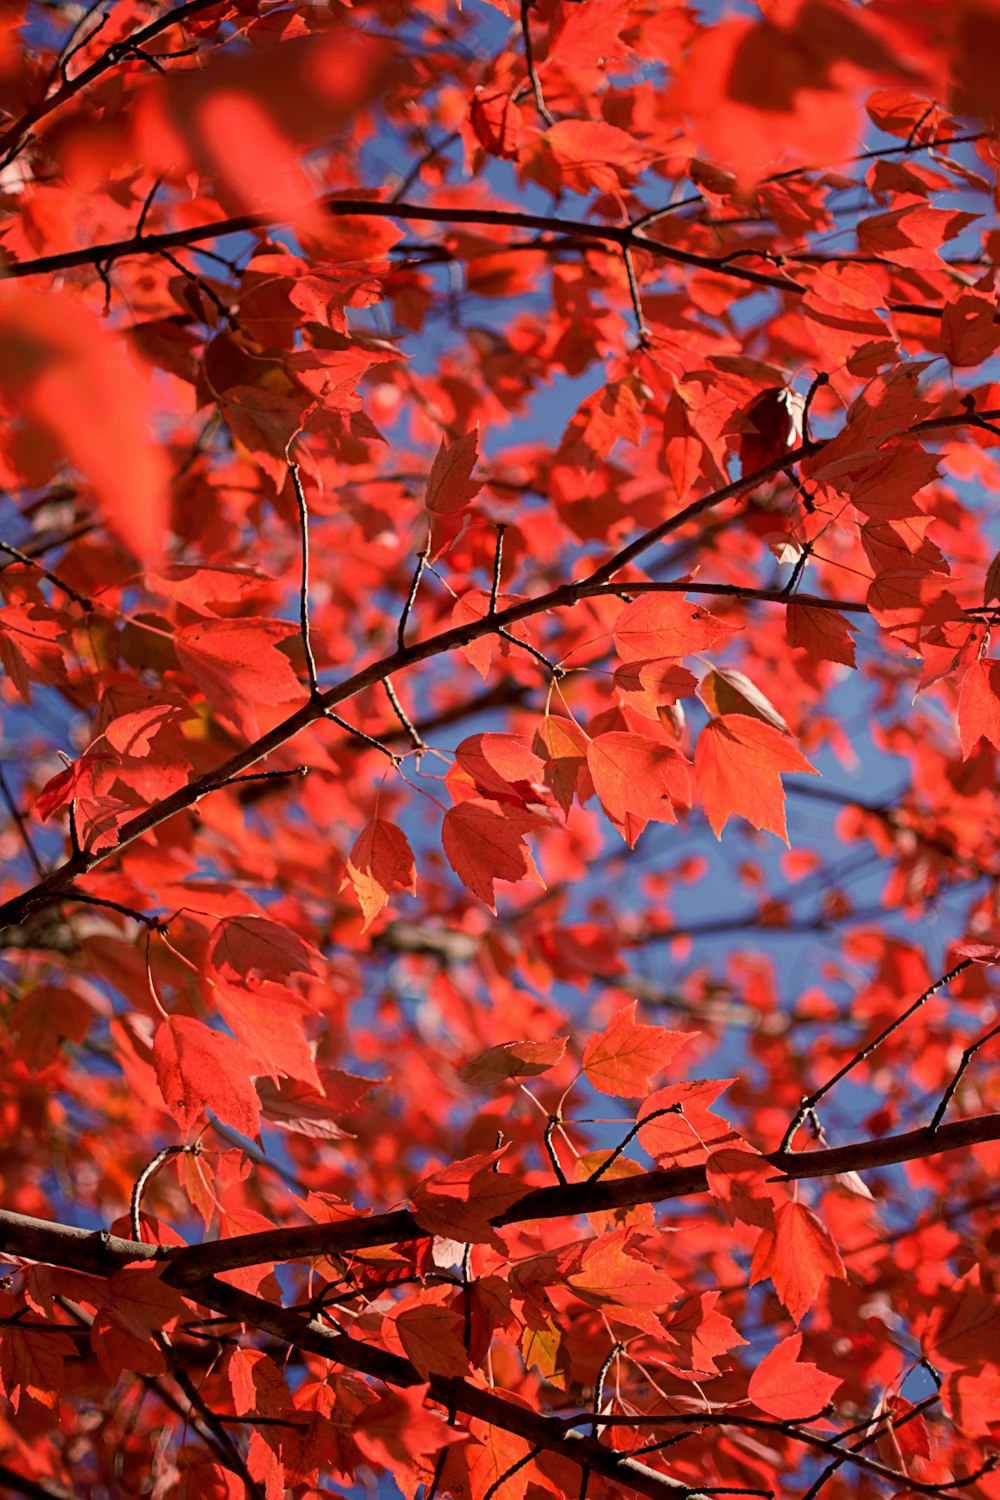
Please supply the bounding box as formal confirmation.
[2,0,1000,1497]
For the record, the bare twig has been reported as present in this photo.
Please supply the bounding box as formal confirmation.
[780,958,975,1154]
[286,455,319,696]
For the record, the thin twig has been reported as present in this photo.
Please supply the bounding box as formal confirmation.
[287,455,319,697]
[131,1146,188,1240]
[323,709,398,762]
[489,524,506,615]
[519,0,554,126]
[588,1106,682,1186]
[779,959,975,1153]
[398,548,428,650]
[623,245,649,345]
[483,1445,545,1500]
[382,676,425,754]
[0,766,45,878]
[544,1116,567,1185]
[0,539,92,608]
[220,766,309,788]
[929,1017,1000,1131]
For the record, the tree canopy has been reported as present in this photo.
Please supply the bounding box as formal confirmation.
[2,2,1000,1499]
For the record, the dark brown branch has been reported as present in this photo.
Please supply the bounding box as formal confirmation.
[5,1112,1000,1287]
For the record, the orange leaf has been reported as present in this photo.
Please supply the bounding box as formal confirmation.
[614,594,735,662]
[459,1038,567,1087]
[411,1148,525,1247]
[694,714,817,842]
[442,799,545,911]
[957,658,1000,758]
[582,1001,691,1099]
[786,603,858,667]
[153,1016,261,1139]
[0,288,169,563]
[347,818,417,929]
[426,427,482,515]
[749,1201,847,1325]
[749,1333,841,1420]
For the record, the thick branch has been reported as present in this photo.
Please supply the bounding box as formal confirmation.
[3,1112,999,1285]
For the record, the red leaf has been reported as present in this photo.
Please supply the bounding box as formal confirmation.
[786,603,858,667]
[582,1002,691,1099]
[706,1144,776,1229]
[957,658,1000,758]
[459,1038,567,1086]
[749,1201,847,1325]
[694,714,817,842]
[153,1016,261,1139]
[411,1148,525,1246]
[749,1333,841,1420]
[544,119,648,195]
[442,799,545,911]
[347,818,416,929]
[393,1296,470,1378]
[587,731,692,845]
[0,288,169,563]
[613,660,698,719]
[451,590,533,680]
[353,1384,466,1468]
[426,428,482,515]
[920,1264,1000,1370]
[208,915,323,987]
[614,594,736,662]
[638,1080,735,1166]
[175,620,306,741]
[567,1229,681,1333]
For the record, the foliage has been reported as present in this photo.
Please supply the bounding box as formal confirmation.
[2,2,1000,1499]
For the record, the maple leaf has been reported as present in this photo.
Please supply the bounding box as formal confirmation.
[208,915,323,987]
[425,427,482,515]
[567,1229,681,1334]
[582,1002,691,1099]
[694,714,818,842]
[614,595,736,662]
[393,1293,470,1378]
[919,1264,1000,1371]
[0,1324,75,1411]
[451,590,534,680]
[533,713,591,815]
[353,1385,467,1469]
[411,1147,525,1247]
[174,620,306,741]
[442,799,545,911]
[706,1144,777,1230]
[153,1016,261,1139]
[543,118,648,194]
[0,601,66,701]
[786,603,858,668]
[586,731,692,845]
[459,1037,567,1087]
[638,1080,736,1166]
[614,660,698,720]
[347,817,416,929]
[957,658,1000,758]
[749,1333,841,1420]
[749,1201,848,1326]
